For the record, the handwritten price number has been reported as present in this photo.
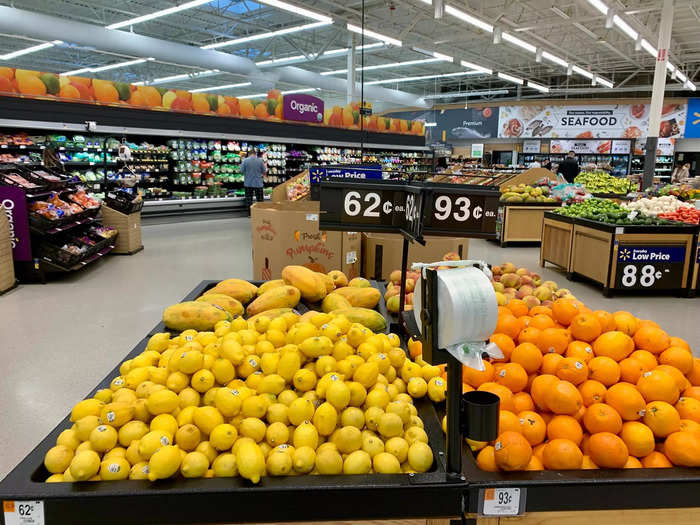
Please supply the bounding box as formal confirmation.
[344,191,381,218]
[621,264,663,288]
[433,195,484,222]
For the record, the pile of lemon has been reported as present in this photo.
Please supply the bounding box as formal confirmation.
[43,311,445,483]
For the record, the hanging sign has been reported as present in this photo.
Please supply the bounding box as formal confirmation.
[471,143,484,158]
[522,140,541,153]
[550,139,612,154]
[615,245,686,290]
[421,183,500,238]
[0,186,31,261]
[310,165,383,184]
[611,140,631,154]
[282,93,325,123]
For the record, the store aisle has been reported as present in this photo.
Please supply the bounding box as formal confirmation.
[0,217,697,479]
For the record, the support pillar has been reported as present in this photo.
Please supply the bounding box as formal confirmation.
[347,34,356,104]
[643,0,674,189]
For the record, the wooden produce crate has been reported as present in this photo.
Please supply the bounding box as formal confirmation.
[539,213,574,271]
[498,203,561,246]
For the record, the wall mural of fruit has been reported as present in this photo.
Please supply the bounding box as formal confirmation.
[0,67,424,136]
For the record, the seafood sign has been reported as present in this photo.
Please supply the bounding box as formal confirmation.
[498,103,687,139]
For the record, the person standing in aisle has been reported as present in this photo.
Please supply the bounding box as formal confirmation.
[241,149,266,216]
[558,150,580,183]
[671,162,691,184]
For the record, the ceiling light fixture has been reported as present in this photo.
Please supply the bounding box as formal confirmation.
[256,0,332,23]
[541,51,568,68]
[238,87,317,99]
[60,67,92,76]
[133,69,220,86]
[444,5,493,32]
[423,89,509,99]
[257,54,311,66]
[527,80,549,93]
[90,57,154,73]
[365,71,480,85]
[612,15,638,39]
[596,76,614,88]
[640,39,656,58]
[460,60,492,75]
[190,82,252,92]
[502,32,536,53]
[322,43,384,56]
[571,65,594,79]
[0,40,62,60]
[685,81,697,91]
[550,6,570,19]
[346,23,401,46]
[202,22,329,49]
[676,70,688,83]
[586,0,609,14]
[497,72,524,85]
[107,0,212,30]
[425,122,437,127]
[320,57,443,75]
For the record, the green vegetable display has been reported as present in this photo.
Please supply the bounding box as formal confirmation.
[574,171,632,194]
[554,198,675,225]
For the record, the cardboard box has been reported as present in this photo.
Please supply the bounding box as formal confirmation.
[271,170,310,202]
[101,206,142,254]
[362,233,469,281]
[251,201,361,280]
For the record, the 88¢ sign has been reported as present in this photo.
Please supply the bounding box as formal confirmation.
[614,245,686,290]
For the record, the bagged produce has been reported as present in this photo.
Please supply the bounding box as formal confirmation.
[163,301,230,331]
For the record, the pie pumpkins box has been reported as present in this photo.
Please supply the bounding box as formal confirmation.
[251,201,361,281]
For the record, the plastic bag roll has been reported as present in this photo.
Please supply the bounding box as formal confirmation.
[413,266,497,349]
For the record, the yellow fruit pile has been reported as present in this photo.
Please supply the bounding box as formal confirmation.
[44,311,442,483]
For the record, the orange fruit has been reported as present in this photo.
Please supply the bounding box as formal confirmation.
[588,432,628,468]
[619,357,648,384]
[17,74,47,96]
[593,310,616,333]
[239,99,254,117]
[654,365,690,392]
[532,443,545,461]
[517,327,541,346]
[566,341,594,363]
[129,90,147,107]
[530,374,558,411]
[525,455,544,470]
[476,445,498,471]
[573,405,586,422]
[680,419,700,433]
[629,350,658,370]
[0,67,13,80]
[582,403,622,434]
[633,326,671,354]
[529,306,553,317]
[546,380,583,415]
[93,80,119,103]
[529,314,555,331]
[191,93,210,112]
[579,380,606,407]
[506,299,529,318]
[495,362,528,393]
[641,451,672,468]
[592,331,634,362]
[682,386,700,402]
[512,392,534,413]
[536,328,569,355]
[643,401,681,437]
[620,421,655,457]
[546,415,583,445]
[497,306,512,317]
[498,410,522,434]
[664,431,700,467]
[462,360,494,388]
[555,357,588,385]
[518,410,546,446]
[217,102,231,115]
[541,353,564,375]
[495,315,521,340]
[676,397,700,423]
[605,382,646,421]
[688,359,700,386]
[569,313,602,342]
[59,83,81,99]
[493,431,532,471]
[669,336,691,351]
[489,333,515,362]
[462,383,474,393]
[624,456,643,468]
[637,370,680,403]
[510,343,542,374]
[613,311,638,335]
[636,319,661,330]
[588,356,620,386]
[581,455,599,469]
[551,298,582,326]
[255,101,270,119]
[478,382,514,412]
[542,438,583,470]
[659,346,694,374]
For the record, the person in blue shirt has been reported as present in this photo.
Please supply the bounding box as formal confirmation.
[241,149,266,216]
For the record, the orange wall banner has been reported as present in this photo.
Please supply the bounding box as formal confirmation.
[0,67,425,137]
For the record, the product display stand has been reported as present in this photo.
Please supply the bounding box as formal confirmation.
[497,202,561,246]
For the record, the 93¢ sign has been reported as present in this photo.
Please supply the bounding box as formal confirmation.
[422,183,500,238]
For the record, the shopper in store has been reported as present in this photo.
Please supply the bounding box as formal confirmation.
[671,162,691,183]
[558,150,580,183]
[543,159,552,171]
[241,149,266,216]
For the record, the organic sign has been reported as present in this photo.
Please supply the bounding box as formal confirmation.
[282,93,324,124]
[615,245,686,290]
[0,185,31,261]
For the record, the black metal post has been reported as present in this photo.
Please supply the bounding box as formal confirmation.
[446,352,462,475]
[398,237,409,314]
[642,136,658,189]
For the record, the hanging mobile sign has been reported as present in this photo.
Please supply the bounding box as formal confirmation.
[421,183,500,238]
[522,140,540,153]
[471,143,484,158]
[611,140,631,154]
[309,165,383,184]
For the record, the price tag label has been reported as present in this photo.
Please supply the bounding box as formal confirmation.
[422,183,500,238]
[4,500,45,525]
[479,488,524,516]
[615,245,686,290]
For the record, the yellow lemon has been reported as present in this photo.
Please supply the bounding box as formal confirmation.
[333,426,362,454]
[148,445,181,481]
[193,406,224,435]
[94,389,113,403]
[166,372,189,393]
[348,382,367,407]
[99,457,130,480]
[292,369,317,392]
[292,446,316,474]
[364,406,384,432]
[139,430,172,459]
[407,441,433,472]
[326,381,351,411]
[129,461,150,480]
[44,445,74,474]
[427,377,447,402]
[211,453,238,477]
[191,369,215,393]
[315,447,343,474]
[149,414,177,437]
[266,449,293,476]
[177,406,197,426]
[384,436,409,463]
[118,420,148,447]
[103,447,126,460]
[89,424,118,452]
[181,451,209,478]
[277,390,297,406]
[126,440,143,465]
[147,333,170,352]
[292,421,319,449]
[343,450,372,474]
[340,407,365,429]
[236,441,266,483]
[56,428,81,450]
[404,426,429,445]
[361,431,384,458]
[146,389,179,415]
[373,452,401,473]
[312,402,338,436]
[265,421,289,447]
[365,388,390,409]
[45,474,64,483]
[178,387,201,408]
[175,424,201,451]
[210,424,238,451]
[407,377,428,398]
[239,417,266,442]
[214,388,242,417]
[353,362,379,389]
[69,450,101,481]
[196,441,218,464]
[378,412,403,438]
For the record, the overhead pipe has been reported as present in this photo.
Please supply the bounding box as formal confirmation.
[0,6,429,108]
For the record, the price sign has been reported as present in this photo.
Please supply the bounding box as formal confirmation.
[614,245,686,290]
[4,500,45,525]
[479,488,525,516]
[421,183,500,238]
[319,180,424,240]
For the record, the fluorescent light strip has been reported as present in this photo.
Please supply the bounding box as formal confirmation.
[425,122,437,127]
[460,60,492,75]
[586,0,609,14]
[321,58,447,76]
[413,47,453,62]
[497,72,523,85]
[239,88,316,99]
[60,67,92,76]
[256,0,333,23]
[444,5,493,32]
[201,22,329,50]
[640,39,656,58]
[346,23,401,47]
[596,76,614,88]
[322,43,384,56]
[134,69,220,86]
[527,80,549,93]
[676,70,687,83]
[612,15,638,40]
[542,51,568,68]
[365,71,480,85]
[502,32,537,53]
[685,81,697,91]
[423,89,509,99]
[257,54,311,66]
[666,62,675,73]
[190,82,252,93]
[90,57,153,73]
[571,65,594,79]
[0,40,62,60]
[107,0,212,30]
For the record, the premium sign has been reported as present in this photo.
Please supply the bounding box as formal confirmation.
[282,93,325,123]
[0,186,31,261]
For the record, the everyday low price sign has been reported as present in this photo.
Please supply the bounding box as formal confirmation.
[310,165,383,184]
[282,93,325,123]
[615,245,686,290]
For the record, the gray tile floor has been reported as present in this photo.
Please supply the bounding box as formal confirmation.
[0,216,697,479]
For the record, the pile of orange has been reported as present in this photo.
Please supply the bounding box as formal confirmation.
[466,296,699,471]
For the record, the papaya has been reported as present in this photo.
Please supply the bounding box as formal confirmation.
[257,279,285,296]
[348,277,370,288]
[247,308,293,324]
[163,301,230,331]
[246,285,301,316]
[386,295,400,314]
[195,293,244,317]
[331,307,387,333]
[204,278,257,304]
[281,265,327,302]
[327,270,348,288]
[321,292,352,313]
[317,272,335,294]
[331,287,381,308]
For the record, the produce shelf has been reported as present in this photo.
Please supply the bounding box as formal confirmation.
[39,243,115,272]
[29,216,97,235]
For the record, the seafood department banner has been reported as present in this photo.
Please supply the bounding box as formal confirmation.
[498,103,687,139]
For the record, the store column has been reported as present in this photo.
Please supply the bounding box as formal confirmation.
[347,35,356,104]
[643,0,674,188]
